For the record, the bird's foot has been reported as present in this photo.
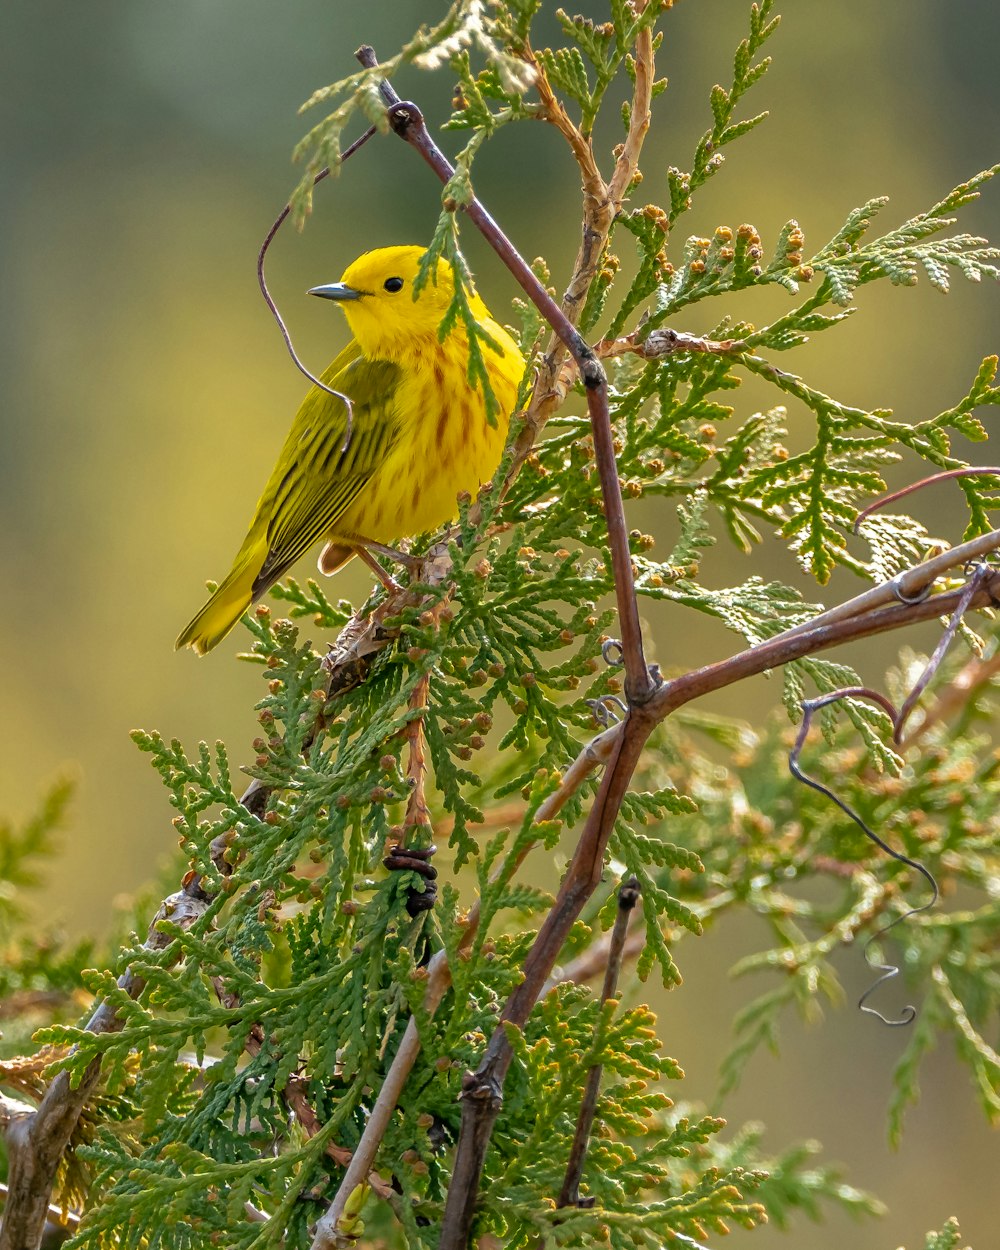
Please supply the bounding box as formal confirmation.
[354,544,405,594]
[365,539,422,571]
[354,540,422,593]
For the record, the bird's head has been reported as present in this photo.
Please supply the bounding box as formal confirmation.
[309,245,484,358]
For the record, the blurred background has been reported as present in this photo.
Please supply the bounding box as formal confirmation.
[1,2,998,1246]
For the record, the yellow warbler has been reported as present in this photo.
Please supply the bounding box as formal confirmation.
[177,246,524,655]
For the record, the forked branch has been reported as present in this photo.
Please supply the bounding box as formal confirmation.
[8,17,1000,1250]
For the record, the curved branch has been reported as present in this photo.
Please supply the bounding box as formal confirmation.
[352,45,655,706]
[508,3,654,471]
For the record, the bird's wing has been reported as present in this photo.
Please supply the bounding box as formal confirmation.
[250,350,404,594]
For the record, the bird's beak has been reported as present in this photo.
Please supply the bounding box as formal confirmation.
[308,282,363,301]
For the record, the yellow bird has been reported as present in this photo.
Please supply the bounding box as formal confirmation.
[176,246,525,655]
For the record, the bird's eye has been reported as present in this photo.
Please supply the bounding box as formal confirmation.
[383,276,404,293]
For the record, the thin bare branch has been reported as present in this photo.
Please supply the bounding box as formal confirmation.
[256,124,378,420]
[649,567,1000,721]
[352,48,657,706]
[441,713,653,1247]
[310,721,621,1247]
[788,690,940,1025]
[383,670,439,914]
[606,7,654,207]
[611,326,741,359]
[899,651,1000,746]
[549,926,647,992]
[0,879,214,1250]
[854,466,1000,529]
[557,876,640,1208]
[403,672,432,836]
[894,563,994,739]
[776,526,1000,645]
[521,41,606,209]
[500,1,656,561]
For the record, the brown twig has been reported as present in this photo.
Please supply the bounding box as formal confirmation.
[403,672,432,836]
[522,39,604,209]
[898,651,1000,747]
[11,14,997,1244]
[309,722,622,1247]
[788,691,939,1028]
[515,0,653,427]
[853,466,1000,530]
[354,48,655,713]
[547,927,647,992]
[767,526,1000,646]
[650,571,1000,720]
[0,877,215,1250]
[893,563,994,739]
[443,714,655,1247]
[345,38,663,1244]
[208,976,363,1181]
[557,877,640,1209]
[611,326,741,359]
[503,62,614,469]
[383,669,440,914]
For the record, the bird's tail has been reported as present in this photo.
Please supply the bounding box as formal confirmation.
[175,560,259,656]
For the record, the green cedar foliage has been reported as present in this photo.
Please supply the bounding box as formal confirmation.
[0,780,92,1055]
[7,2,1000,1247]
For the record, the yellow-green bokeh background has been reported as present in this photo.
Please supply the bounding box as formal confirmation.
[2,2,999,1246]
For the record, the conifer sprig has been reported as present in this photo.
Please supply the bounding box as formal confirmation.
[5,4,1000,1249]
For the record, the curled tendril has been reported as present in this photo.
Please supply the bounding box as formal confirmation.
[787,558,999,1024]
[858,925,920,1026]
[601,638,625,668]
[256,124,378,453]
[586,694,628,727]
[889,569,934,606]
[789,690,939,1026]
[587,641,657,725]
